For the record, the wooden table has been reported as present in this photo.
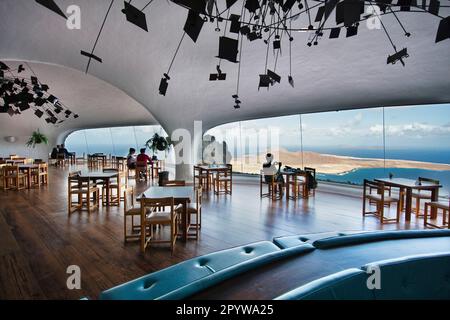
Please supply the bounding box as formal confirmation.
[137,186,194,242]
[18,164,39,189]
[374,178,442,221]
[89,154,107,167]
[78,171,119,206]
[280,170,308,200]
[196,165,229,191]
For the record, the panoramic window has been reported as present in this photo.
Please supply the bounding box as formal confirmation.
[65,125,170,160]
[205,104,450,194]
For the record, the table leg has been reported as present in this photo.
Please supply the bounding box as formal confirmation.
[27,169,31,189]
[405,188,412,221]
[206,170,211,192]
[106,178,110,206]
[286,174,290,199]
[182,200,188,242]
[430,187,439,219]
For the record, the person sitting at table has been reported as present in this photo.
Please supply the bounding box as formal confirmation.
[127,148,137,169]
[262,153,284,185]
[59,144,70,159]
[50,146,59,159]
[136,148,153,166]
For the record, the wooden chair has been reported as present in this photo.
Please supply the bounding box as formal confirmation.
[260,171,283,200]
[193,166,209,190]
[135,161,149,182]
[56,153,67,167]
[304,167,316,197]
[123,187,142,242]
[101,168,125,206]
[0,165,6,191]
[152,160,163,179]
[4,165,27,190]
[140,197,181,254]
[187,186,202,239]
[31,163,48,187]
[363,179,400,224]
[412,177,440,218]
[288,172,308,200]
[68,172,100,215]
[424,198,449,229]
[213,165,232,195]
[76,153,86,165]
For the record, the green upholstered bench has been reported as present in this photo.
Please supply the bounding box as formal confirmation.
[312,229,450,249]
[275,252,450,300]
[99,241,314,300]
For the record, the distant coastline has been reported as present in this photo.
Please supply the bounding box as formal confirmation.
[231,149,450,175]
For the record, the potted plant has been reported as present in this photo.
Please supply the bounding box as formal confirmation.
[26,130,49,148]
[145,133,172,160]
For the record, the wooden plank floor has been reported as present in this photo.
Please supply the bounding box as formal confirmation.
[0,165,425,299]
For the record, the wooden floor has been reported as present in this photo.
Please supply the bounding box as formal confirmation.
[0,165,426,299]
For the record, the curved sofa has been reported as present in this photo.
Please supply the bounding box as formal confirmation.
[92,229,450,300]
[273,229,450,249]
[275,252,450,300]
[99,241,314,300]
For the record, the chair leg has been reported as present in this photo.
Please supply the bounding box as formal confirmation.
[416,198,420,217]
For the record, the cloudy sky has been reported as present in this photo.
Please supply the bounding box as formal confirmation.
[209,104,450,150]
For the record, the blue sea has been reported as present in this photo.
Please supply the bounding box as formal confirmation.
[318,168,450,195]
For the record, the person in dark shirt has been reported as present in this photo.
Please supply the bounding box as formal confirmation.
[59,144,70,159]
[50,146,58,159]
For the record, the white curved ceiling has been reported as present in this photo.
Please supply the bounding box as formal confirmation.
[0,60,156,141]
[1,0,449,133]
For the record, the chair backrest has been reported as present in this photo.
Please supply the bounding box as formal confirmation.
[304,167,316,178]
[140,197,175,220]
[163,180,186,186]
[196,186,202,209]
[124,186,135,213]
[364,179,384,196]
[418,177,440,185]
[39,163,48,173]
[4,165,19,175]
[136,161,147,168]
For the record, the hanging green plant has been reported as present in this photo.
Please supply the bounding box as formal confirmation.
[145,133,172,157]
[26,130,49,148]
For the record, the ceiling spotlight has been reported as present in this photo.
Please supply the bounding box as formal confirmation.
[288,75,295,88]
[387,48,409,66]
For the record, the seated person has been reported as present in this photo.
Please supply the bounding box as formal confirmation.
[50,146,58,159]
[59,144,70,159]
[127,148,137,169]
[262,153,284,185]
[136,148,153,166]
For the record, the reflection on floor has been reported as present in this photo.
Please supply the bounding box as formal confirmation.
[0,166,426,299]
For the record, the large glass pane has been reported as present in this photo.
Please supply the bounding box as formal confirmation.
[301,107,384,184]
[64,130,89,155]
[384,104,450,195]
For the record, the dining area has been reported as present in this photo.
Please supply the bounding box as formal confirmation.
[363,176,449,229]
[0,155,49,191]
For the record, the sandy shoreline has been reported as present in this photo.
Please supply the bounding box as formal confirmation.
[230,150,450,175]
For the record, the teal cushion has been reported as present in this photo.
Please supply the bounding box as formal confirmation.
[313,229,450,249]
[99,241,314,300]
[275,268,374,300]
[362,252,450,300]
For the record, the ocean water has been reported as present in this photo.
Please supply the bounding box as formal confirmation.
[319,168,450,195]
